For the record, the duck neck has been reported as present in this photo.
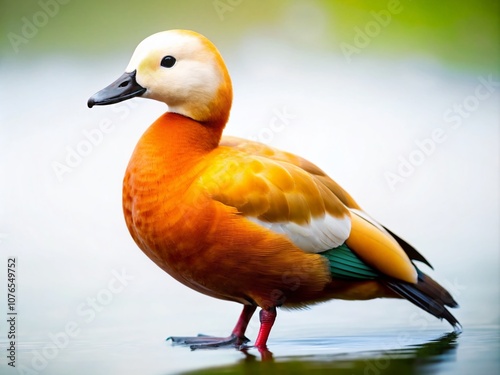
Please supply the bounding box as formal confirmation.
[135,112,224,176]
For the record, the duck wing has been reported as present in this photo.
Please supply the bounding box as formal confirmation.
[197,138,417,283]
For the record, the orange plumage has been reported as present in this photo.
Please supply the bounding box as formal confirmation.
[88,30,460,352]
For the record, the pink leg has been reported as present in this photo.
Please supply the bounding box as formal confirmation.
[254,307,277,349]
[232,304,257,343]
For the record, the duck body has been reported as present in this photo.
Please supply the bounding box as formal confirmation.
[88,29,460,351]
[122,112,395,309]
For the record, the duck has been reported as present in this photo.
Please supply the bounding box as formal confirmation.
[87,29,461,351]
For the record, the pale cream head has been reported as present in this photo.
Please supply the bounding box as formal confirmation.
[125,30,232,124]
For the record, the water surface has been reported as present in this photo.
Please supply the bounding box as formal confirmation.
[0,35,498,374]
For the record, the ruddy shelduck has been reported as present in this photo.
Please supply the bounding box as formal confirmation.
[88,30,460,351]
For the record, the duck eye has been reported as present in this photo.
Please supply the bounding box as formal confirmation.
[161,55,176,68]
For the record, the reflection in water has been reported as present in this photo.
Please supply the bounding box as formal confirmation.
[179,333,459,375]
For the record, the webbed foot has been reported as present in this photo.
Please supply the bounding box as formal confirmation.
[167,333,250,349]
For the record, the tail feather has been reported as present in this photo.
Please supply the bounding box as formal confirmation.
[384,270,461,333]
[414,271,458,308]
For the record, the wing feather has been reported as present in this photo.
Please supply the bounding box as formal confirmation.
[346,210,417,283]
[220,136,361,210]
[205,137,420,284]
[197,144,351,253]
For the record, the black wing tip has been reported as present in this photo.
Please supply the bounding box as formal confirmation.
[384,280,461,332]
[452,322,463,334]
[416,271,460,309]
[383,226,434,269]
[440,308,462,332]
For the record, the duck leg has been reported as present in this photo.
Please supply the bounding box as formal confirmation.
[253,307,277,349]
[167,304,257,349]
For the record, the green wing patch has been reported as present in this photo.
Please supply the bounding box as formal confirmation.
[320,243,379,280]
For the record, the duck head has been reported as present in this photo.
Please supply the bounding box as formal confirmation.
[88,30,233,127]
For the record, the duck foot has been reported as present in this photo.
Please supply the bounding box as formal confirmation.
[167,305,257,350]
[167,333,250,349]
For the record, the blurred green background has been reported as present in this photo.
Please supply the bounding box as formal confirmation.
[0,1,498,375]
[1,0,498,72]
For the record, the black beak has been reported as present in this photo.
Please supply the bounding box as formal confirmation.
[87,70,146,108]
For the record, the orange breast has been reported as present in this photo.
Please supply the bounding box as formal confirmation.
[122,113,341,308]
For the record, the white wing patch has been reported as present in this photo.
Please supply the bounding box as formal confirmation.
[248,213,351,253]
